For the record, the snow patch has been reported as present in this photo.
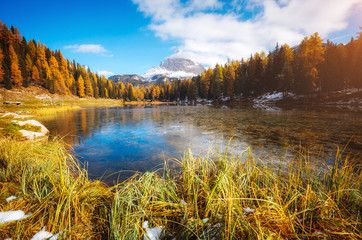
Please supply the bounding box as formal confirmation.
[254,92,284,104]
[142,221,164,240]
[31,227,58,240]
[220,97,230,101]
[0,210,32,225]
[6,196,17,202]
[243,207,255,217]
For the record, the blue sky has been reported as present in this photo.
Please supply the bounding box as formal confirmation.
[1,0,361,76]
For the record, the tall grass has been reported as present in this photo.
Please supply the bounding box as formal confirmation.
[0,138,361,239]
[0,138,112,239]
[30,105,82,116]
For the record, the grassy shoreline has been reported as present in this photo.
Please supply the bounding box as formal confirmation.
[0,99,171,123]
[0,138,361,239]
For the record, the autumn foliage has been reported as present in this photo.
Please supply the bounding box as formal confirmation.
[0,21,135,99]
[1,20,362,101]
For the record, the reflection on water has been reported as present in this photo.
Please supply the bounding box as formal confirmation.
[38,105,362,184]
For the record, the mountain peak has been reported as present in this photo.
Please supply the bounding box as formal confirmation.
[143,57,205,81]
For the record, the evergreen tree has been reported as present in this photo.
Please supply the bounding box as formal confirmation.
[352,28,362,90]
[319,41,345,92]
[223,62,236,98]
[264,52,274,92]
[1,25,13,89]
[211,64,223,99]
[252,53,265,95]
[279,44,294,95]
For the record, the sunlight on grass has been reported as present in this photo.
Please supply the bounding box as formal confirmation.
[30,105,82,116]
[0,138,361,239]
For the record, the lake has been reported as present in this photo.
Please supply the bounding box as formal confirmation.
[39,104,362,184]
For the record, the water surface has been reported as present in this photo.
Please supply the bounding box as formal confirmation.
[39,105,362,183]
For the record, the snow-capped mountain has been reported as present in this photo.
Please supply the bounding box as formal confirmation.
[108,74,149,86]
[109,74,145,82]
[143,57,205,81]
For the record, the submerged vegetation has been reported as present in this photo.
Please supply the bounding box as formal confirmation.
[0,138,360,239]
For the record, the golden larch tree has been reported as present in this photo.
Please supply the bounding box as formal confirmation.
[77,75,86,98]
[49,56,69,95]
[0,47,4,83]
[84,76,94,97]
[31,65,40,84]
[9,45,23,87]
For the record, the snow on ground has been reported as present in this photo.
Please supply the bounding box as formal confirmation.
[142,221,164,240]
[333,98,362,105]
[31,227,58,240]
[243,207,255,217]
[253,92,284,104]
[326,96,362,110]
[252,92,285,111]
[6,196,17,202]
[0,210,32,225]
[220,97,230,102]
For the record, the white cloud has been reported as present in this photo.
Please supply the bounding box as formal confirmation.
[97,70,115,77]
[64,44,108,54]
[133,0,361,67]
[188,0,223,11]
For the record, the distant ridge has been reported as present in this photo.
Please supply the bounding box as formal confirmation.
[108,74,149,86]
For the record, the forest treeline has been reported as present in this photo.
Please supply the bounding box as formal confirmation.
[1,20,361,101]
[152,30,362,101]
[0,20,146,100]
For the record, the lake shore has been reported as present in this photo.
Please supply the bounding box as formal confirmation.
[0,137,361,239]
[0,87,361,238]
[1,85,361,109]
